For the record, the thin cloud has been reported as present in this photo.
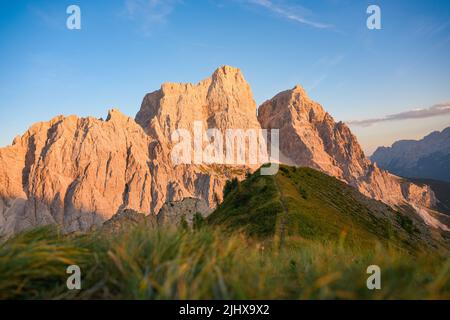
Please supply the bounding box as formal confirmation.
[307,74,327,92]
[416,19,450,37]
[314,54,345,68]
[124,0,180,34]
[348,103,450,127]
[247,0,332,29]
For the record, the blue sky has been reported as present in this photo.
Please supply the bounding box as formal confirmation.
[0,0,449,154]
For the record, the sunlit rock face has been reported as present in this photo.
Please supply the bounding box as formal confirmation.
[0,110,155,236]
[136,65,261,140]
[0,66,442,236]
[0,66,256,236]
[258,85,436,210]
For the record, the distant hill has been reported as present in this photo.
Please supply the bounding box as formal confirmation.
[371,127,450,182]
[208,165,449,253]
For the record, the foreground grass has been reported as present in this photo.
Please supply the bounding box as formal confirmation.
[0,226,449,300]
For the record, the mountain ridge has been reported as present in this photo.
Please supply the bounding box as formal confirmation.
[0,66,446,236]
[257,84,436,210]
[371,126,450,182]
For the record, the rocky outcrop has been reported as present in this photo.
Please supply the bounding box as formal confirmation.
[102,209,157,233]
[0,110,155,236]
[136,65,261,139]
[257,85,437,211]
[157,197,213,228]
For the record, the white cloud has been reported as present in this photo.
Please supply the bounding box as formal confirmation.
[348,103,450,127]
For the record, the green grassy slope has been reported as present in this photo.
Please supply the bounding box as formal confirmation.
[208,165,448,253]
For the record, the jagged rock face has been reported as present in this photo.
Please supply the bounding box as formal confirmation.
[136,65,261,140]
[258,86,370,180]
[258,85,436,209]
[0,65,443,235]
[0,109,245,237]
[135,65,257,213]
[0,67,253,236]
[0,110,154,236]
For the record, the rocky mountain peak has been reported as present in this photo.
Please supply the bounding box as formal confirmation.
[211,65,244,81]
[0,66,445,236]
[106,108,131,123]
[259,86,366,179]
[292,84,309,99]
[259,85,326,127]
[135,66,260,141]
[258,84,438,215]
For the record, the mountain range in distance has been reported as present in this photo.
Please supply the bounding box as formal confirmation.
[371,127,450,215]
[371,127,450,183]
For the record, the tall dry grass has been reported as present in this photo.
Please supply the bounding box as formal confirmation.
[0,226,449,299]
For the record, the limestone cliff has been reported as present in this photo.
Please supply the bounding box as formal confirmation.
[258,85,437,211]
[0,67,255,236]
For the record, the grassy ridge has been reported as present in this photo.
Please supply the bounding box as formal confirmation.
[209,166,447,253]
[0,226,449,300]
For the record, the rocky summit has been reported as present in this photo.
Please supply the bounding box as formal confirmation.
[258,85,437,209]
[0,66,446,236]
[136,65,261,138]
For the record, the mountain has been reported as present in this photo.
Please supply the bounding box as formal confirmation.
[0,111,154,235]
[371,127,450,182]
[0,66,445,237]
[0,67,256,236]
[258,85,436,208]
[208,165,449,252]
[0,110,245,236]
[136,65,261,137]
